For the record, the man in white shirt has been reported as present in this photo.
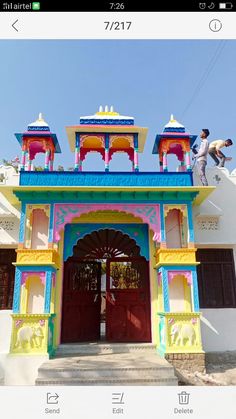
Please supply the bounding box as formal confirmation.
[208,139,233,167]
[192,129,209,186]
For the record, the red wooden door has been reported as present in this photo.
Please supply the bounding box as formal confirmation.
[106,258,151,342]
[61,260,101,343]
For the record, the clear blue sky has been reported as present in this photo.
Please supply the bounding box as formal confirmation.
[0,40,235,171]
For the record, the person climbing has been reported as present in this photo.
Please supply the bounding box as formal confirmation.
[192,129,210,186]
[208,139,233,167]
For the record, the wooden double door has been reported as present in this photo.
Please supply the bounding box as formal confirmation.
[61,257,151,343]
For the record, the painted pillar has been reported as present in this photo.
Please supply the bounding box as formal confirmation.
[105,134,110,172]
[161,267,170,312]
[187,202,195,246]
[133,133,139,172]
[49,160,54,172]
[74,132,82,172]
[159,159,163,172]
[28,159,33,171]
[192,269,200,312]
[13,268,22,313]
[163,151,168,172]
[44,149,50,171]
[20,143,27,171]
[19,202,26,246]
[48,204,54,247]
[185,150,191,171]
[160,203,166,247]
[44,270,53,313]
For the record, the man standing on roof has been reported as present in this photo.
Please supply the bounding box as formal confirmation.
[192,129,210,186]
[208,139,233,167]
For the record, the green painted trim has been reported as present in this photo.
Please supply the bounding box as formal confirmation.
[14,190,198,203]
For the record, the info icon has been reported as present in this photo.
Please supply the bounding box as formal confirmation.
[178,391,190,405]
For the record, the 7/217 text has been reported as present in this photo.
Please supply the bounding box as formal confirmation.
[104,21,132,30]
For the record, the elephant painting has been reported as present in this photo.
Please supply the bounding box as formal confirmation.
[15,325,44,349]
[170,322,196,346]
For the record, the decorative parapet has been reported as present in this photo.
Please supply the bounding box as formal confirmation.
[10,313,56,355]
[156,248,198,267]
[158,312,203,355]
[15,249,60,267]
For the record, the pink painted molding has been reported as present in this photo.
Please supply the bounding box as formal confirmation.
[168,271,192,285]
[53,203,160,242]
[21,271,46,285]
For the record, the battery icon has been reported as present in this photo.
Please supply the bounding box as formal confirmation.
[219,2,233,8]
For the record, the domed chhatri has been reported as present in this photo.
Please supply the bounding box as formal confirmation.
[15,113,61,171]
[66,106,148,172]
[152,115,197,172]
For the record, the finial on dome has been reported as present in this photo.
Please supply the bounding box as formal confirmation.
[110,105,114,112]
[105,105,109,112]
[38,112,43,120]
[99,105,103,112]
[170,114,175,122]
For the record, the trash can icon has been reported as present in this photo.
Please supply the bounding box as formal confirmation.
[178,391,190,405]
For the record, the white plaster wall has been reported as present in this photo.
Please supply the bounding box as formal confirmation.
[4,355,49,385]
[0,310,12,353]
[201,309,236,352]
[193,167,236,246]
[0,310,12,384]
[0,166,19,186]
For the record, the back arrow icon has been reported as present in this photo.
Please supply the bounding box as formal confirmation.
[12,19,19,32]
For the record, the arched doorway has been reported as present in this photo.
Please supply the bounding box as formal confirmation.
[61,228,151,343]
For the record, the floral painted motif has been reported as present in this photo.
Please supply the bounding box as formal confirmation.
[54,204,161,242]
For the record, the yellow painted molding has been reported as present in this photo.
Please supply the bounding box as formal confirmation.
[15,249,60,268]
[156,248,198,267]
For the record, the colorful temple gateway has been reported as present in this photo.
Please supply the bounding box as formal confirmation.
[0,108,216,384]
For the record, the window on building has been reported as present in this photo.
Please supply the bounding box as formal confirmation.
[197,249,236,308]
[0,249,16,310]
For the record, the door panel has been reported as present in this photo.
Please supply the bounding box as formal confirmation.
[106,258,151,342]
[62,260,101,343]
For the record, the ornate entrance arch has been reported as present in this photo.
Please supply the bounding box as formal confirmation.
[53,203,160,242]
[61,228,151,343]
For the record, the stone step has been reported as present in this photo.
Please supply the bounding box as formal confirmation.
[56,343,157,357]
[36,352,178,386]
[36,377,177,386]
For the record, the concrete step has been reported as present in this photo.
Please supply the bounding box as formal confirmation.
[36,352,178,386]
[56,343,157,357]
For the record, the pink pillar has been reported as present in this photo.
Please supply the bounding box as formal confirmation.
[163,152,168,171]
[49,160,54,171]
[105,148,109,172]
[134,149,139,172]
[44,149,50,171]
[185,151,191,171]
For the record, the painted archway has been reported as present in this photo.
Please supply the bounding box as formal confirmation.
[61,228,151,343]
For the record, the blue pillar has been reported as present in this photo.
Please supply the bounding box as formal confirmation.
[161,267,170,312]
[187,202,195,244]
[160,204,166,244]
[192,268,200,312]
[44,270,52,313]
[13,268,22,313]
[19,202,26,244]
[48,204,54,244]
